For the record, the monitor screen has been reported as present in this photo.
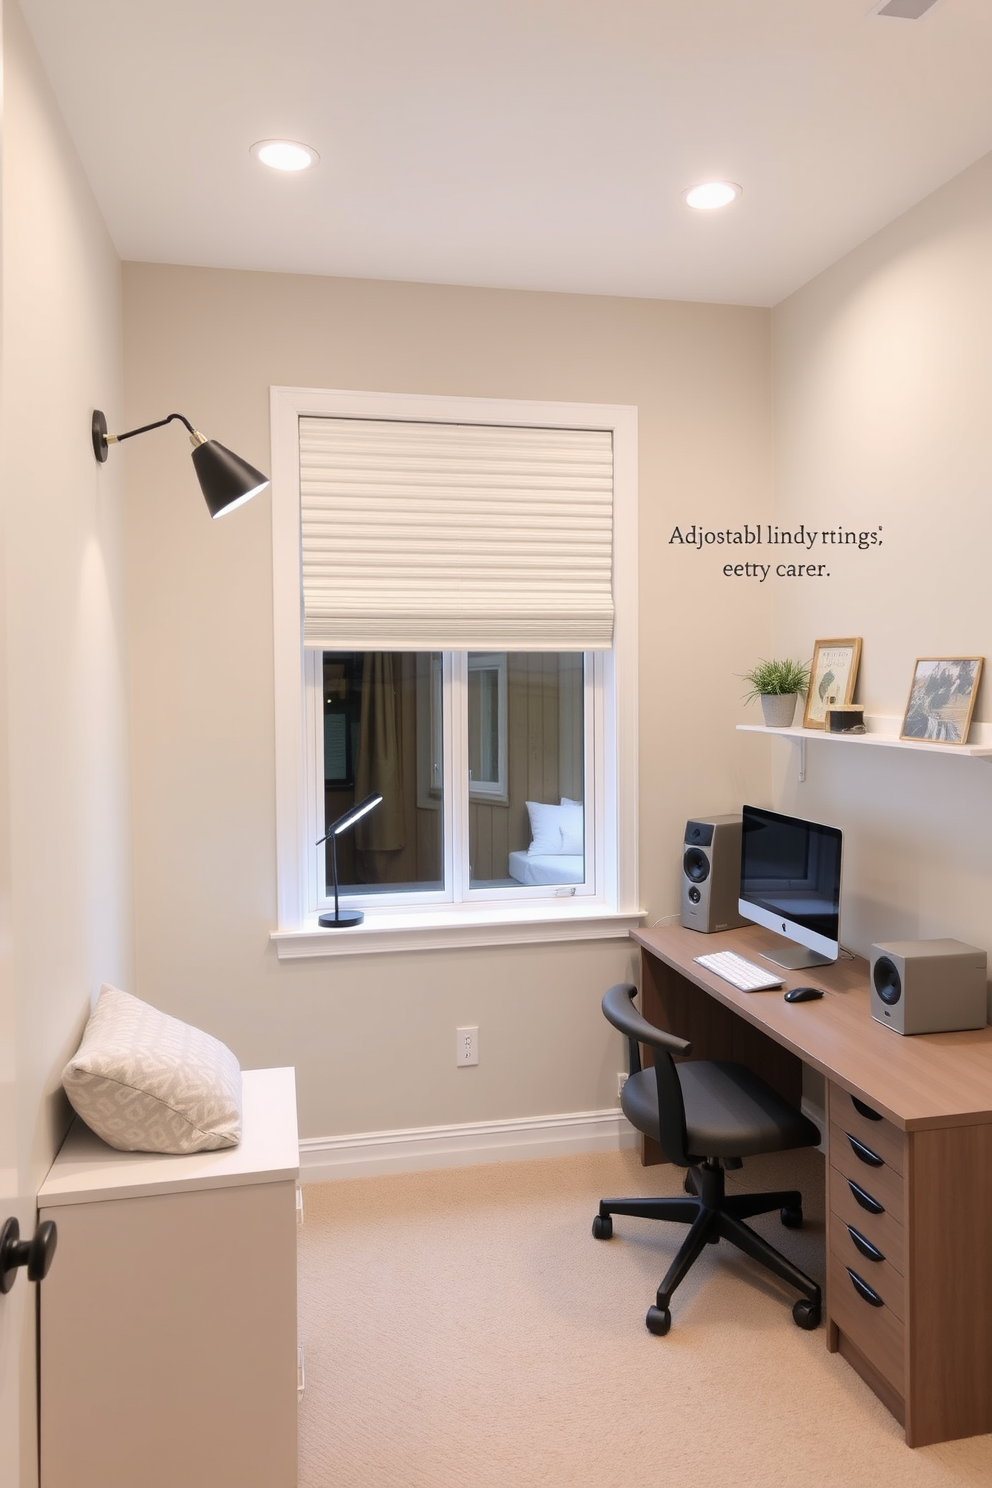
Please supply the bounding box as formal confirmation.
[739,804,842,968]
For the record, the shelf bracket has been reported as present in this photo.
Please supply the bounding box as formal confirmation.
[794,736,806,783]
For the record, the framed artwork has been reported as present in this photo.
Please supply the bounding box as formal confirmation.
[803,638,862,730]
[900,657,983,745]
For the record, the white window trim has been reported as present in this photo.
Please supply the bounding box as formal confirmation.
[270,385,642,957]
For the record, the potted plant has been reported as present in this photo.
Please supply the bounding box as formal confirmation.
[741,657,810,728]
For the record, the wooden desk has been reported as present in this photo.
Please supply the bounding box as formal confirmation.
[633,923,992,1449]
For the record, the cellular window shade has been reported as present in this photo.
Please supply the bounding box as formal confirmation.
[299,417,614,651]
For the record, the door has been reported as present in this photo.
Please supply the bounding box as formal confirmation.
[0,433,32,1482]
[0,922,32,1488]
[0,617,33,1487]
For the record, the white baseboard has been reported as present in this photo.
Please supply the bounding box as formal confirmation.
[299,1107,637,1183]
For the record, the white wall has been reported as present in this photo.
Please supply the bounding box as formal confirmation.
[121,263,773,1141]
[1,3,130,1477]
[771,151,992,968]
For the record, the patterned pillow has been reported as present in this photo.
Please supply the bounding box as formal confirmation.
[63,985,242,1154]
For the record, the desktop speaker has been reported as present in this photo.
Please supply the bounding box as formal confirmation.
[680,815,747,934]
[869,939,988,1035]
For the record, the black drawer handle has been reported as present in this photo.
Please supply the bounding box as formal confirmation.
[847,1224,885,1264]
[848,1178,884,1215]
[847,1267,884,1308]
[846,1133,884,1168]
[851,1096,883,1122]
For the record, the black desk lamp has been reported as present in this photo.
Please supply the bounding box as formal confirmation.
[92,410,269,517]
[317,793,383,928]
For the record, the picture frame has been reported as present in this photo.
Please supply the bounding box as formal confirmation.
[900,657,984,745]
[803,638,862,730]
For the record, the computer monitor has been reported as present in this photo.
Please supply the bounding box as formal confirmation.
[739,804,842,970]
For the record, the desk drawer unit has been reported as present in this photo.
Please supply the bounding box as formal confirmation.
[826,1085,907,1420]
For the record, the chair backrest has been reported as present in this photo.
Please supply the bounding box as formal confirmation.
[601,983,694,1167]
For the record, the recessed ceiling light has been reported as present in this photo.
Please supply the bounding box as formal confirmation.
[250,140,319,172]
[682,181,742,211]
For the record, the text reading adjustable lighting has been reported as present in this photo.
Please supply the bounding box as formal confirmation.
[316,794,384,928]
[91,410,269,517]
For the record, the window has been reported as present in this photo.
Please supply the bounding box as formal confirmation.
[270,388,639,955]
[310,648,591,908]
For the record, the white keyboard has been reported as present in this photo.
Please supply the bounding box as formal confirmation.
[693,950,784,992]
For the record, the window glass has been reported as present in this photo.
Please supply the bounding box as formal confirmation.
[322,652,443,895]
[469,652,585,889]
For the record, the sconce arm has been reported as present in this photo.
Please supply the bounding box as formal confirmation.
[92,409,202,462]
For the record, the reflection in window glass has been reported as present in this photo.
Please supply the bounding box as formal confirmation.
[469,653,584,889]
[468,653,506,802]
[322,652,443,895]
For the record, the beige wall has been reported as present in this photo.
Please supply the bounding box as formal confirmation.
[121,263,773,1139]
[771,151,992,965]
[1,1,130,1480]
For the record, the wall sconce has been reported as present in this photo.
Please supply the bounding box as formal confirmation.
[316,793,383,928]
[91,410,269,517]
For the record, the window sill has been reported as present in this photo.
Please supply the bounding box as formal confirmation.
[270,904,646,959]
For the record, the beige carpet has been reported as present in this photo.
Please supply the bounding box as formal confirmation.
[298,1148,992,1487]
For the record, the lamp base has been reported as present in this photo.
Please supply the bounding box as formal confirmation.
[318,910,365,929]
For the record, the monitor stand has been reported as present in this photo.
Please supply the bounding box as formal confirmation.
[759,944,834,971]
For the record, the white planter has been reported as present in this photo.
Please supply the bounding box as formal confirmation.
[760,693,799,728]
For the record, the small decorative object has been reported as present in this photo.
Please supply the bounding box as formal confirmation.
[826,704,866,734]
[901,657,983,744]
[803,638,862,730]
[740,658,811,729]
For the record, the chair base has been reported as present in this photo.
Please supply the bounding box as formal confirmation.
[595,1158,821,1332]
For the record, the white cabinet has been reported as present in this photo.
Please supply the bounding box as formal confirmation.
[38,1067,299,1488]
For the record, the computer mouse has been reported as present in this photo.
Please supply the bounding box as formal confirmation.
[784,986,824,1003]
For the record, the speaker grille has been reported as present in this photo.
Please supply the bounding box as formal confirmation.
[873,955,902,1006]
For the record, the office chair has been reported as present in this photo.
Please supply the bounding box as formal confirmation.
[593,983,822,1335]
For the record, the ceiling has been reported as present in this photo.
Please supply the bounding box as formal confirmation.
[18,0,992,306]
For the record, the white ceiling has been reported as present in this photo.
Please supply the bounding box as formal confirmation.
[18,0,992,306]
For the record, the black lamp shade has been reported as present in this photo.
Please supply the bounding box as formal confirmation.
[191,440,270,518]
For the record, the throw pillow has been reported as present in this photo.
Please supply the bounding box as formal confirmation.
[558,799,584,856]
[63,985,243,1154]
[525,799,584,856]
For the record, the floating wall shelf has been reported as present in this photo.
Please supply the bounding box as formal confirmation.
[737,716,992,782]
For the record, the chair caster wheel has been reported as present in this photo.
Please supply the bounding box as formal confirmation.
[683,1171,697,1195]
[780,1205,803,1229]
[792,1298,821,1330]
[646,1305,671,1336]
[592,1214,613,1240]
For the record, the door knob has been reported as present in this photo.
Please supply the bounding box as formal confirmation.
[0,1216,58,1294]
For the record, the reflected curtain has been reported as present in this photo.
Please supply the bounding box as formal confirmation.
[354,653,405,876]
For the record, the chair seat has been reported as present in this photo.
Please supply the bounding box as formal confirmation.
[622,1060,820,1160]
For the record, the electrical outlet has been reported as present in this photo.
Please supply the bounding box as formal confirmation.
[456,1026,479,1066]
[617,1072,627,1099]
